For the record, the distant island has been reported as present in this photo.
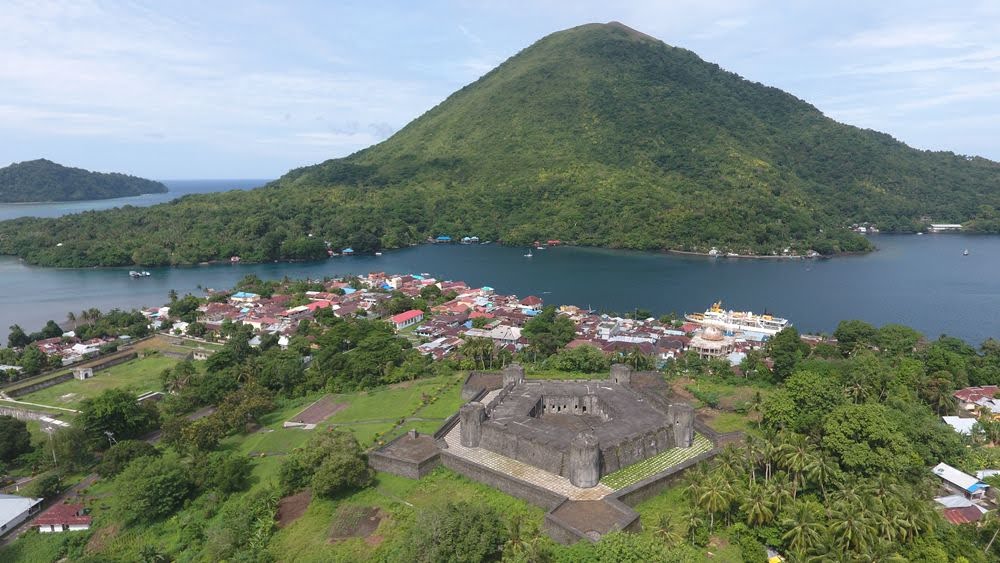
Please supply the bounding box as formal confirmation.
[2,22,1000,267]
[0,159,167,203]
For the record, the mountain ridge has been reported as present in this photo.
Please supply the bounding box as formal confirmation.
[1,22,998,266]
[0,159,167,203]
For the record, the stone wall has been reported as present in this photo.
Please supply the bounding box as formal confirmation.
[7,373,74,398]
[439,450,566,510]
[0,406,51,422]
[368,450,440,479]
[8,351,138,398]
[479,424,566,476]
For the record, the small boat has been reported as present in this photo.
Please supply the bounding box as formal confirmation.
[129,270,139,278]
[963,249,969,256]
[375,252,383,256]
[524,249,533,258]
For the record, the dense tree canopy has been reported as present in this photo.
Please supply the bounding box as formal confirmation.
[0,159,166,203]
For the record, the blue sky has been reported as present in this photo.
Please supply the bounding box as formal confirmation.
[4,1,1000,179]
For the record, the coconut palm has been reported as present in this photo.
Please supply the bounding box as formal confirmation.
[740,484,775,526]
[697,475,732,531]
[781,502,824,556]
[680,507,706,546]
[778,433,813,498]
[653,513,683,546]
[828,503,872,555]
[743,436,762,487]
[65,311,76,330]
[804,453,839,500]
[766,473,794,513]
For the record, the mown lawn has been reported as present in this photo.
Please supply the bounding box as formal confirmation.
[19,355,181,409]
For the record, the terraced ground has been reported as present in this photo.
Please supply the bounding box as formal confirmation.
[600,433,713,489]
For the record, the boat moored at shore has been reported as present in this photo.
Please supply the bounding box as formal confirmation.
[685,301,790,337]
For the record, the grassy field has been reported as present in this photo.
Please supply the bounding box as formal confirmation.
[18,354,180,409]
[231,373,466,461]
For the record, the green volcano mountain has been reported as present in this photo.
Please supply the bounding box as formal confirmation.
[0,159,166,203]
[3,22,1000,267]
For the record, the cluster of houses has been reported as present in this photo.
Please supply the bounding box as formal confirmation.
[144,271,780,367]
[25,334,122,366]
[931,385,1000,525]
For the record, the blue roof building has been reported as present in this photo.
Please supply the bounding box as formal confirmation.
[435,235,452,242]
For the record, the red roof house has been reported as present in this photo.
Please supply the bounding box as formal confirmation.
[390,309,425,331]
[35,503,91,533]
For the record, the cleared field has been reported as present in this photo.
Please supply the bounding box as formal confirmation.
[232,374,465,459]
[18,354,180,409]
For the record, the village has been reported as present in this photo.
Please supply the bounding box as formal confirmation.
[0,271,997,560]
[143,271,771,368]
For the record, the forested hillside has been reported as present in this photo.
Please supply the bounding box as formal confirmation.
[2,22,999,267]
[0,159,166,203]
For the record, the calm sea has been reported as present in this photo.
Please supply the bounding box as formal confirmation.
[0,179,269,222]
[0,215,998,345]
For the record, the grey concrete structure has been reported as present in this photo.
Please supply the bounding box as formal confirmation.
[568,431,601,488]
[459,402,486,447]
[369,365,715,545]
[503,363,525,387]
[475,375,693,481]
[609,363,631,385]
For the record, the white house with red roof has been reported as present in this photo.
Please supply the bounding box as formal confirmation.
[35,503,92,533]
[390,309,424,331]
[519,295,543,312]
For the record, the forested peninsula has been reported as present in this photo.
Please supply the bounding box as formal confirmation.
[0,159,166,203]
[2,22,1000,267]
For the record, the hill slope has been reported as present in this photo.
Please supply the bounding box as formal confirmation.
[2,22,999,266]
[0,159,167,203]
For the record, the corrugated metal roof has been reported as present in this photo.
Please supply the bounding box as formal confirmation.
[932,462,986,493]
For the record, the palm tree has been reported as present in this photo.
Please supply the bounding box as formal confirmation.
[168,289,178,302]
[744,436,762,486]
[778,433,813,498]
[828,503,873,556]
[697,475,732,531]
[680,507,706,546]
[804,453,839,500]
[65,311,76,330]
[653,513,683,546]
[740,484,775,526]
[781,502,824,556]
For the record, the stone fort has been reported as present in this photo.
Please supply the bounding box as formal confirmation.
[370,364,720,543]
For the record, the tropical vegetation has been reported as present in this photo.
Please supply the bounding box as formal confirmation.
[4,23,1000,266]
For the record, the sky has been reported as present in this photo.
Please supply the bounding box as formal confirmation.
[3,0,1000,180]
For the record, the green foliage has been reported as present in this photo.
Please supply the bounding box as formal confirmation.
[546,344,610,373]
[821,403,921,476]
[27,24,1000,267]
[521,306,575,357]
[0,158,166,203]
[202,486,279,561]
[96,439,160,477]
[187,452,253,496]
[115,452,194,525]
[278,429,373,498]
[767,327,809,382]
[76,388,159,448]
[0,416,32,463]
[400,501,507,563]
[833,320,878,356]
[28,473,62,499]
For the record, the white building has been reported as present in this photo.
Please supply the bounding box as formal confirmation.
[0,494,43,536]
